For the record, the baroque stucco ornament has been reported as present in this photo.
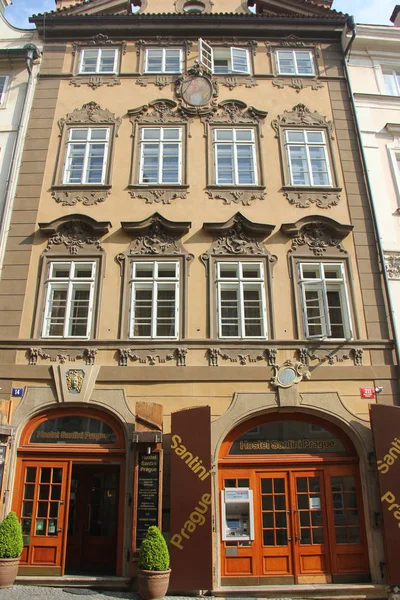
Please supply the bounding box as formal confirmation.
[129,99,190,126]
[66,369,85,394]
[271,103,334,140]
[384,252,400,279]
[201,213,275,265]
[281,217,353,257]
[39,216,111,256]
[58,102,122,136]
[202,99,267,129]
[72,34,127,55]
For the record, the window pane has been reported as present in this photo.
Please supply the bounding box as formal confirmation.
[383,71,398,95]
[327,290,345,338]
[135,263,154,278]
[232,48,248,73]
[288,145,310,185]
[90,128,108,141]
[69,287,90,336]
[52,264,71,278]
[286,130,305,143]
[236,130,253,142]
[70,129,89,141]
[99,49,116,72]
[309,146,329,186]
[142,143,160,183]
[86,143,106,184]
[165,49,181,72]
[296,51,313,75]
[216,144,234,184]
[220,288,239,336]
[219,264,238,278]
[142,128,161,140]
[237,144,255,184]
[162,143,179,183]
[157,263,177,278]
[156,286,176,336]
[48,288,68,336]
[74,264,94,278]
[242,264,261,278]
[81,49,98,73]
[146,49,163,72]
[278,50,295,74]
[163,128,180,140]
[215,130,233,141]
[243,287,262,337]
[133,287,152,337]
[305,288,324,337]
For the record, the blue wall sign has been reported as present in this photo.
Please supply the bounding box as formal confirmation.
[11,388,24,398]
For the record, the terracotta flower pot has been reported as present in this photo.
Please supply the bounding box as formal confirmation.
[138,568,171,600]
[0,557,20,589]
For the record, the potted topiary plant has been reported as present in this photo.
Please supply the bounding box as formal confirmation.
[0,512,23,589]
[138,525,171,600]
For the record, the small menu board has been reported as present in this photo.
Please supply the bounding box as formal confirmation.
[136,452,160,547]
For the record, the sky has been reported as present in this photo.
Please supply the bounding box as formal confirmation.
[3,0,395,29]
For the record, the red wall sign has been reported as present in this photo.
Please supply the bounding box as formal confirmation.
[370,404,400,585]
[170,406,212,591]
[360,387,375,399]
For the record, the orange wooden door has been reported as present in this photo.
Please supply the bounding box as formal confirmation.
[16,460,70,575]
[291,470,331,583]
[324,465,370,579]
[256,472,294,583]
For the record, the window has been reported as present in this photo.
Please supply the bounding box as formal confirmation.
[144,48,182,73]
[276,50,315,76]
[213,129,257,185]
[383,69,400,95]
[139,127,182,184]
[0,76,8,105]
[217,262,267,339]
[299,263,352,340]
[285,130,332,187]
[129,261,179,338]
[62,128,109,185]
[199,39,250,74]
[79,48,118,74]
[42,262,96,338]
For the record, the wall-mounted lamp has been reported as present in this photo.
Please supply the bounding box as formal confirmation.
[375,386,384,394]
[146,446,152,455]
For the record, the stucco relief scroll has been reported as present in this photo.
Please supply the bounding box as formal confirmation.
[384,251,400,279]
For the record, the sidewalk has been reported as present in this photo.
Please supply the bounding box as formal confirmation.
[0,588,206,600]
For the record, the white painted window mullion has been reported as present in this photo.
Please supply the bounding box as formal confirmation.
[64,279,74,337]
[239,280,245,338]
[233,137,239,185]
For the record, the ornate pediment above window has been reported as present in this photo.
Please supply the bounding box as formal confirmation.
[57,102,122,137]
[201,99,267,132]
[39,215,111,255]
[201,212,275,265]
[266,35,320,57]
[128,99,190,129]
[271,103,334,140]
[117,213,192,265]
[281,216,353,256]
[72,34,127,56]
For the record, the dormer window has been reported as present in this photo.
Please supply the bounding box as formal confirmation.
[183,0,205,12]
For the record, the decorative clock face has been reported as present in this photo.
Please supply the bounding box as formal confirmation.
[181,76,213,106]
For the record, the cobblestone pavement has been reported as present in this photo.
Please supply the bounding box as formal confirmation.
[0,588,207,600]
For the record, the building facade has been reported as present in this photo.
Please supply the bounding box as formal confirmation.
[0,0,396,593]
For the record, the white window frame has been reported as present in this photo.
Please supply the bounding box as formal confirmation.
[138,127,182,185]
[213,128,258,186]
[144,47,182,73]
[79,48,118,74]
[382,68,400,96]
[62,127,110,185]
[129,261,180,339]
[275,49,315,76]
[299,262,352,340]
[285,129,332,187]
[387,142,400,205]
[216,261,267,339]
[0,76,9,106]
[42,261,96,339]
[199,39,250,74]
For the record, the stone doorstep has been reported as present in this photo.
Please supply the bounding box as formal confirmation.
[212,584,389,599]
[15,576,131,589]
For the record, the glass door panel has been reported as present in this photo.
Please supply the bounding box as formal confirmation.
[17,461,70,575]
[257,473,293,581]
[292,471,330,581]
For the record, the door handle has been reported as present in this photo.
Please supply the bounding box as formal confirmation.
[58,528,63,533]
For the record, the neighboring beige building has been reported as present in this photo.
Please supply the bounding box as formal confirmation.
[0,0,396,595]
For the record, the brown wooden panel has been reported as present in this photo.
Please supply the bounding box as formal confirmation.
[263,555,290,575]
[337,552,365,572]
[32,546,57,564]
[300,554,326,573]
[225,557,252,575]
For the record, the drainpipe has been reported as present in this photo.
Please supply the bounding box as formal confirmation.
[343,18,400,366]
[0,43,41,280]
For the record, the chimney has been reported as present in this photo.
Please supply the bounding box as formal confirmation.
[55,0,80,9]
[391,5,400,25]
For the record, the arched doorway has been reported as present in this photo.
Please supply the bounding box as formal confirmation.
[218,413,370,585]
[12,407,126,577]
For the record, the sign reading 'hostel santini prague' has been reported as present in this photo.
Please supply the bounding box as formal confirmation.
[370,404,400,584]
[170,406,212,591]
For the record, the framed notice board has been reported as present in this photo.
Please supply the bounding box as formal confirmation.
[134,451,162,549]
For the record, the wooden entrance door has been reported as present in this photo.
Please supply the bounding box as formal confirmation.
[18,460,70,575]
[256,469,330,583]
[66,464,119,574]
